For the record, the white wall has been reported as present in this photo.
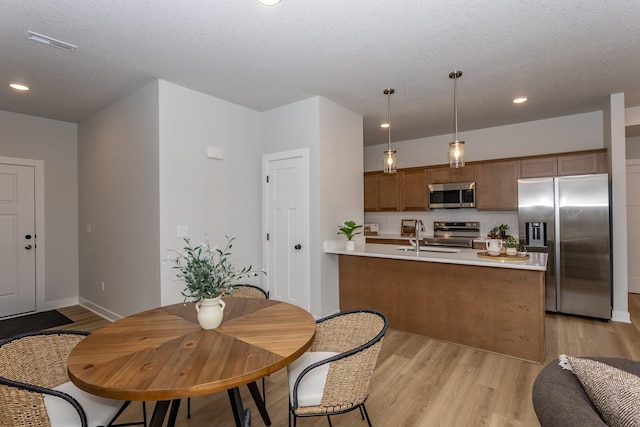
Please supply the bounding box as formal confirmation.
[364,111,604,171]
[627,136,640,159]
[78,81,161,319]
[261,96,363,317]
[605,93,630,322]
[318,97,363,315]
[0,110,79,308]
[158,80,262,306]
[627,106,640,126]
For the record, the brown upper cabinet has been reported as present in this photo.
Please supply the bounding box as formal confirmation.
[476,160,519,210]
[428,164,476,184]
[520,157,558,178]
[364,172,380,211]
[557,153,601,175]
[364,149,607,212]
[520,151,608,178]
[364,171,402,212]
[401,168,429,211]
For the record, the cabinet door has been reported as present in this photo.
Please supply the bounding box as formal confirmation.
[364,173,380,212]
[451,164,476,182]
[401,168,428,211]
[428,166,452,184]
[520,157,558,178]
[557,153,599,176]
[476,161,519,210]
[378,173,401,211]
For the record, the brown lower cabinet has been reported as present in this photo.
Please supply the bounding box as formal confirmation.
[338,254,545,363]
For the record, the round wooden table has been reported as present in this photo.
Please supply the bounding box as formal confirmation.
[68,299,316,427]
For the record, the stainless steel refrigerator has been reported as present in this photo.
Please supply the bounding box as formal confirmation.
[518,174,611,319]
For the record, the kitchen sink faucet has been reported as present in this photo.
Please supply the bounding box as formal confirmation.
[411,220,425,253]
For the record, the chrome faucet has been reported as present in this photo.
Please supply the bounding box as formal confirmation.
[414,219,424,253]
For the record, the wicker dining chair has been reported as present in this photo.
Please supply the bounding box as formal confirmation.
[287,309,388,427]
[0,330,146,427]
[231,284,269,299]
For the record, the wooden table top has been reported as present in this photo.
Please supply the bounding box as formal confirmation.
[67,299,316,401]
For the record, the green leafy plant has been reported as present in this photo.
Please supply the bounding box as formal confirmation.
[498,224,509,231]
[337,220,363,241]
[505,235,519,248]
[167,235,262,301]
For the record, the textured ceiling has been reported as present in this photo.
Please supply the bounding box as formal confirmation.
[2,0,640,146]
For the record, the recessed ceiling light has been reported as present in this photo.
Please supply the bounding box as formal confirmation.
[513,97,528,104]
[9,83,29,91]
[258,0,281,5]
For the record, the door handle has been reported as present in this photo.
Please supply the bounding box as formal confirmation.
[25,244,33,250]
[294,244,302,250]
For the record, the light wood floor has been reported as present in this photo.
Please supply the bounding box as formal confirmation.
[53,295,640,427]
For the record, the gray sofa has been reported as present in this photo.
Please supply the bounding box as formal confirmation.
[532,357,640,426]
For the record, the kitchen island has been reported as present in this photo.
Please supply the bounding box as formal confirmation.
[325,242,548,363]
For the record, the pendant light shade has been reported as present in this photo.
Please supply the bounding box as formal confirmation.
[383,88,397,173]
[449,71,465,168]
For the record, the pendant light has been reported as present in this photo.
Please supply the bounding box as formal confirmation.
[448,71,465,168]
[383,88,397,173]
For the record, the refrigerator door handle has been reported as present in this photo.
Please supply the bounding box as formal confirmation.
[553,178,562,311]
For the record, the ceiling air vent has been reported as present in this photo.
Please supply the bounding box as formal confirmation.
[26,31,77,52]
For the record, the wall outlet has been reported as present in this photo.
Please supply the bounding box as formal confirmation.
[177,225,188,237]
[100,281,105,292]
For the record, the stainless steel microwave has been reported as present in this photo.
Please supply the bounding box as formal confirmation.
[428,182,476,209]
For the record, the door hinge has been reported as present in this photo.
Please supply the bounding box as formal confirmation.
[266,176,269,183]
[266,233,270,241]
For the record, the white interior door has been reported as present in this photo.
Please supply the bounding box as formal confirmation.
[263,149,309,310]
[0,163,36,317]
[627,160,640,293]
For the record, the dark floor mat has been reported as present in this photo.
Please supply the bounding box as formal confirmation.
[0,310,73,340]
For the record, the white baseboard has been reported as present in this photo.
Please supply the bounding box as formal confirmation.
[45,297,79,311]
[78,298,122,322]
[612,310,631,323]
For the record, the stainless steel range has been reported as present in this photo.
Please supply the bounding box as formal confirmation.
[424,221,480,248]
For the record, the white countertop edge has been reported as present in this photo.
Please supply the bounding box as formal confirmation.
[324,242,547,271]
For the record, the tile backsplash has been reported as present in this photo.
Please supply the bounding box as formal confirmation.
[364,209,519,238]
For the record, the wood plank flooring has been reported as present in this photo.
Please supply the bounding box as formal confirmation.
[52,295,640,427]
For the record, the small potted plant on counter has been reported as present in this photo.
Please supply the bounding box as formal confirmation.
[337,220,363,251]
[499,224,509,238]
[504,235,518,256]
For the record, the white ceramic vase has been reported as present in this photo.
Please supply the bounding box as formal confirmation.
[345,240,356,251]
[194,297,226,329]
[506,247,517,256]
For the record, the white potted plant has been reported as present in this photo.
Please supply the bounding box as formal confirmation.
[505,235,519,256]
[168,235,261,329]
[337,220,363,251]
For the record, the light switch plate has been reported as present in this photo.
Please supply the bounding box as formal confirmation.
[177,225,188,237]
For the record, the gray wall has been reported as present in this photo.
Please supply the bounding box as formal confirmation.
[0,110,79,307]
[78,81,161,319]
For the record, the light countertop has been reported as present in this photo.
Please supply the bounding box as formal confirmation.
[324,241,547,271]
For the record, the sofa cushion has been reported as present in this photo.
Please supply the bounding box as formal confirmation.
[559,355,640,427]
[533,357,640,427]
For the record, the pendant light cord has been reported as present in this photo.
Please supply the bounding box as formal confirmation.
[453,75,458,141]
[387,90,392,150]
